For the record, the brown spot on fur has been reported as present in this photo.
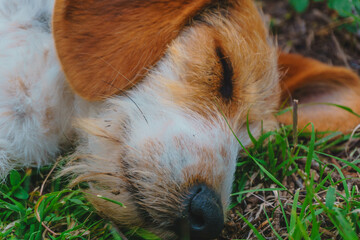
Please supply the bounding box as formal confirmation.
[182,146,225,191]
[43,49,49,62]
[0,111,13,117]
[220,145,230,166]
[43,107,55,135]
[141,139,165,158]
[111,190,121,195]
[15,77,29,97]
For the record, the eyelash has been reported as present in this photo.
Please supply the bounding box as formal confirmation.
[216,47,234,100]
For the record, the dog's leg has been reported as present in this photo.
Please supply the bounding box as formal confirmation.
[0,0,76,178]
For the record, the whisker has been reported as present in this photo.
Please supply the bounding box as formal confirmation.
[77,52,136,88]
[76,53,149,124]
[101,79,149,125]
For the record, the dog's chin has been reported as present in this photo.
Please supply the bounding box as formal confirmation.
[84,164,231,240]
[80,157,232,239]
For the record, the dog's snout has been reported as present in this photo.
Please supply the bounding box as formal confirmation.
[188,185,224,239]
[178,185,224,239]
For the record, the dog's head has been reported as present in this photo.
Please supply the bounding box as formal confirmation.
[53,0,360,239]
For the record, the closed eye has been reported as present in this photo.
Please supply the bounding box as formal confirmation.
[216,47,233,100]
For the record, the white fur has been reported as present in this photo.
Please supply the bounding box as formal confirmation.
[0,0,76,177]
[84,80,242,208]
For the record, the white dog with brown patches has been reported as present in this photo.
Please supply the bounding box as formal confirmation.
[1,0,359,239]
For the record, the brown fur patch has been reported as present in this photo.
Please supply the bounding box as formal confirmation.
[53,0,218,100]
[278,53,360,132]
[159,0,280,131]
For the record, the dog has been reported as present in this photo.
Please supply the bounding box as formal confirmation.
[1,0,359,239]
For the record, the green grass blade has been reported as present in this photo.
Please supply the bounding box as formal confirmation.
[94,194,125,208]
[231,187,284,196]
[263,208,283,240]
[277,194,290,231]
[325,187,336,210]
[246,111,258,146]
[289,189,300,236]
[237,211,266,240]
[305,123,315,176]
[220,109,288,191]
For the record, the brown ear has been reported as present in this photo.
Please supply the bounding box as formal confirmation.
[277,53,360,133]
[53,0,214,100]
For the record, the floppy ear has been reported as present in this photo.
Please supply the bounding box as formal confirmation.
[53,0,214,100]
[277,53,360,133]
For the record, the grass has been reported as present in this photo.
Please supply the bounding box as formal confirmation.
[0,110,359,239]
[288,0,360,34]
[226,121,360,239]
[0,163,162,240]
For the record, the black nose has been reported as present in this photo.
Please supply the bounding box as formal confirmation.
[178,185,224,239]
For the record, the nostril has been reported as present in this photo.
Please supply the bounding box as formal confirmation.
[189,186,206,230]
[186,185,224,239]
[190,211,205,229]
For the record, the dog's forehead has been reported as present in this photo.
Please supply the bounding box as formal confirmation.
[155,1,277,119]
[196,0,267,39]
[177,0,271,72]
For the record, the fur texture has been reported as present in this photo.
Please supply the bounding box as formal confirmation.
[278,52,360,132]
[0,0,74,177]
[53,0,217,100]
[65,6,280,235]
[0,0,359,239]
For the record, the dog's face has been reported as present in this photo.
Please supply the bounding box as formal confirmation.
[54,0,279,238]
[53,0,360,239]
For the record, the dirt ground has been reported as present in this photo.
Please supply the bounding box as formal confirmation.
[219,1,360,239]
[263,0,360,74]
